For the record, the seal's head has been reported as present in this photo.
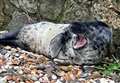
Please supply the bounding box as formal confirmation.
[49,21,112,65]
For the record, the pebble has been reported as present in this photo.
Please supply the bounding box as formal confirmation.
[20,82,25,83]
[0,45,117,83]
[8,81,15,83]
[0,31,8,34]
[56,79,62,83]
[4,46,11,50]
[34,81,40,83]
[95,79,101,83]
[4,53,10,58]
[51,74,57,80]
[4,64,12,69]
[31,76,38,81]
[18,69,23,74]
[14,66,19,69]
[0,49,8,55]
[60,65,72,72]
[39,73,44,77]
[100,78,115,83]
[0,77,7,83]
[15,53,20,57]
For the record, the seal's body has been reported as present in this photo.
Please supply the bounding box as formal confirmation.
[0,21,112,65]
[17,22,70,56]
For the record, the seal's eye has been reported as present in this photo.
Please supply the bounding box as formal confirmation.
[73,34,87,49]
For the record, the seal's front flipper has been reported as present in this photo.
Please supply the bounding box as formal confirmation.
[49,33,64,58]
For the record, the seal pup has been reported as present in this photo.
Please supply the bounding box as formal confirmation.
[0,21,112,65]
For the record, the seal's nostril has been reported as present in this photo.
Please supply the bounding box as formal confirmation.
[86,59,93,62]
[88,59,92,62]
[70,56,74,60]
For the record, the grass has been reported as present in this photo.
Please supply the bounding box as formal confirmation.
[95,56,120,76]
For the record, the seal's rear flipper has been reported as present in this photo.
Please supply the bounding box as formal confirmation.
[0,30,19,45]
[0,30,27,49]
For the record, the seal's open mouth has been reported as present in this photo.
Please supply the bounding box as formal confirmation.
[73,34,87,49]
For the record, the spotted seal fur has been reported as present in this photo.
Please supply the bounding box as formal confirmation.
[0,21,112,65]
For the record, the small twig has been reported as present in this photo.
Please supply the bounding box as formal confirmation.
[111,54,119,63]
[94,67,105,70]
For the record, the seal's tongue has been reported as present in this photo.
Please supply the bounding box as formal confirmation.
[73,35,87,49]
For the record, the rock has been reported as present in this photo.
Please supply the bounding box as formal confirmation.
[38,0,66,21]
[0,0,119,25]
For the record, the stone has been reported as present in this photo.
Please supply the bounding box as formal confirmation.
[51,74,57,80]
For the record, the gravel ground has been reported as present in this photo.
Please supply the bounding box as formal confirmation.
[0,45,117,83]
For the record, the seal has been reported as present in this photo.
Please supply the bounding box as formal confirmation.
[0,21,112,65]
